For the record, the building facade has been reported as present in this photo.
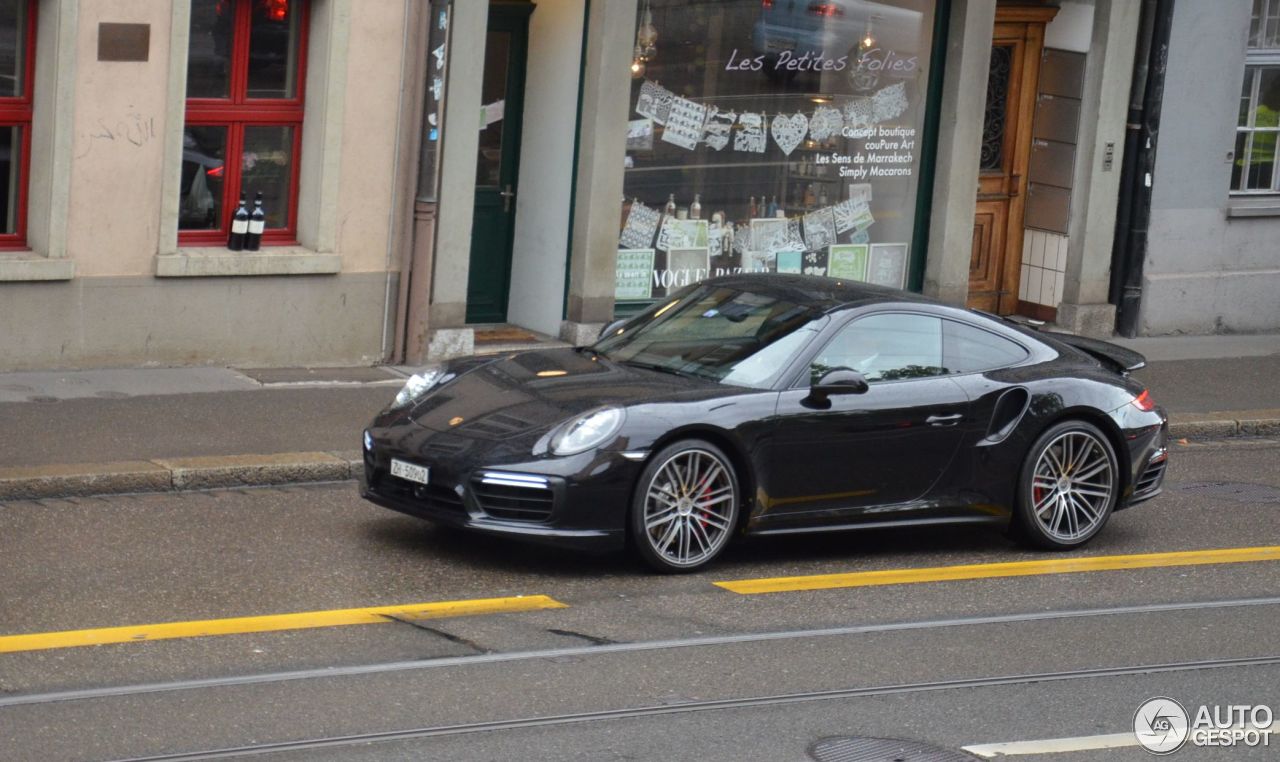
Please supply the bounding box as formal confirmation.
[0,0,1266,372]
[1134,0,1280,335]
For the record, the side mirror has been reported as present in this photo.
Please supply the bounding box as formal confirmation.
[598,319,628,341]
[808,368,869,405]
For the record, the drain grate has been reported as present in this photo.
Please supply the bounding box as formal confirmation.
[1169,481,1280,503]
[808,736,978,762]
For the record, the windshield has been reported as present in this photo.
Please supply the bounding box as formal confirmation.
[593,285,826,389]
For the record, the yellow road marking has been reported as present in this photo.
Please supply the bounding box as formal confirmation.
[0,596,567,654]
[715,546,1280,595]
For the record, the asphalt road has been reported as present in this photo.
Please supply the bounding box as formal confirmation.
[1,440,1279,760]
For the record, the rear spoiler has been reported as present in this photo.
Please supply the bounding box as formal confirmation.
[1041,331,1147,374]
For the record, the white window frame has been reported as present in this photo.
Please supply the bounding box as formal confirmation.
[1233,1,1280,195]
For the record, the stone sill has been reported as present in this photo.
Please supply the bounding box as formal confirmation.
[1226,196,1280,218]
[155,247,342,277]
[0,255,75,282]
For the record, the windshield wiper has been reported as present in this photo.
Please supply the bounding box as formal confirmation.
[622,359,694,378]
[574,345,609,360]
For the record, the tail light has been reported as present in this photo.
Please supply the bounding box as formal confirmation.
[808,3,844,16]
[762,0,773,8]
[1131,389,1156,412]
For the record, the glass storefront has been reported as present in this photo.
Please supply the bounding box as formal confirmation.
[615,0,938,309]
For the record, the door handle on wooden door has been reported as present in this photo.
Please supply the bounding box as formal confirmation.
[500,184,516,213]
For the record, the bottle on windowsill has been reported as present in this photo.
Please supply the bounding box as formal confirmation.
[748,196,757,218]
[690,194,702,220]
[227,193,249,251]
[664,193,677,217]
[245,192,266,251]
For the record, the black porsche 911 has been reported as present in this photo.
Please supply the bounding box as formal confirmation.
[361,275,1168,572]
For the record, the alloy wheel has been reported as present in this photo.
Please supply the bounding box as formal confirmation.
[1030,430,1115,543]
[641,448,736,569]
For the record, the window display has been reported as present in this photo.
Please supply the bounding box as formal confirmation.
[616,0,937,306]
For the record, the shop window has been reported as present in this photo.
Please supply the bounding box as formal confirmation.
[179,0,307,245]
[0,0,35,250]
[1233,0,1280,193]
[614,0,937,309]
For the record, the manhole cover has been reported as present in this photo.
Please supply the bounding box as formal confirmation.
[808,736,977,762]
[1169,481,1280,503]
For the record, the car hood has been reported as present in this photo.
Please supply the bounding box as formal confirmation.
[405,347,744,439]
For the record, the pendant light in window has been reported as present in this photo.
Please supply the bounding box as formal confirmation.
[631,0,658,79]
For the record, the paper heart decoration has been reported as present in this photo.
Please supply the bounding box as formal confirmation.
[808,106,843,142]
[771,112,808,156]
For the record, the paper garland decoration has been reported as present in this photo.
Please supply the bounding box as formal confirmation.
[750,218,789,255]
[808,106,844,142]
[627,118,654,151]
[656,217,709,252]
[620,200,661,250]
[842,97,875,135]
[785,217,807,252]
[734,113,767,153]
[803,207,837,251]
[662,96,708,151]
[770,112,808,156]
[702,107,736,151]
[635,80,673,125]
[872,82,910,123]
[868,243,909,288]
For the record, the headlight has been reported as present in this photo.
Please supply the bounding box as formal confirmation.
[551,407,625,456]
[390,367,444,410]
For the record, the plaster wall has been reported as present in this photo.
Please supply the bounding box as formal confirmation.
[1141,0,1280,334]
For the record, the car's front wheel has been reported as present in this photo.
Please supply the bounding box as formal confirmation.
[1016,420,1119,549]
[630,440,740,573]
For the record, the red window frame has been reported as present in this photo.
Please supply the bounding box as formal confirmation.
[181,0,309,247]
[0,0,37,251]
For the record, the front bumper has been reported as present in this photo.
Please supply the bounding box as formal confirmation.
[359,430,639,553]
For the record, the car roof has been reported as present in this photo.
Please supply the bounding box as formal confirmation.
[702,273,935,313]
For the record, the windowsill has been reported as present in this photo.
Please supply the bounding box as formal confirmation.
[1226,195,1280,218]
[0,254,75,282]
[155,246,341,277]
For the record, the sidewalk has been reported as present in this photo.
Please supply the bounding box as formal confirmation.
[1,334,1277,500]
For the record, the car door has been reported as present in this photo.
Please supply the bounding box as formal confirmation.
[763,312,971,523]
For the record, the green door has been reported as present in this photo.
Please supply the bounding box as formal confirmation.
[466,4,532,324]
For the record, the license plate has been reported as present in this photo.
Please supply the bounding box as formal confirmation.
[390,459,430,485]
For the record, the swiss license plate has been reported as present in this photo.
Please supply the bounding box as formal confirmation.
[390,459,430,485]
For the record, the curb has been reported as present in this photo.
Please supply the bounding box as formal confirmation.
[1168,416,1280,441]
[0,451,363,501]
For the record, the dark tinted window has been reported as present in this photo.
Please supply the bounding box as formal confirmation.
[943,320,1028,373]
[813,313,946,384]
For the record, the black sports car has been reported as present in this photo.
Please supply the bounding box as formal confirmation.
[361,275,1168,572]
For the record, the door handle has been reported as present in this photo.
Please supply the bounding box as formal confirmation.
[926,413,964,427]
[499,184,516,213]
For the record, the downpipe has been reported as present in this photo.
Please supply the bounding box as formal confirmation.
[1113,0,1175,338]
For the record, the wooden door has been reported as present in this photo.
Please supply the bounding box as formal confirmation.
[967,7,1056,314]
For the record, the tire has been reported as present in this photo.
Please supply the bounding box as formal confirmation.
[630,439,740,573]
[1015,420,1120,550]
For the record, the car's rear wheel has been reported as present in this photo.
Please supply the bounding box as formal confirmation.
[1016,420,1119,549]
[630,440,739,573]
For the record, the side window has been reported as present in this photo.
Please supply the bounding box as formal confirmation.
[811,314,946,384]
[942,320,1028,374]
